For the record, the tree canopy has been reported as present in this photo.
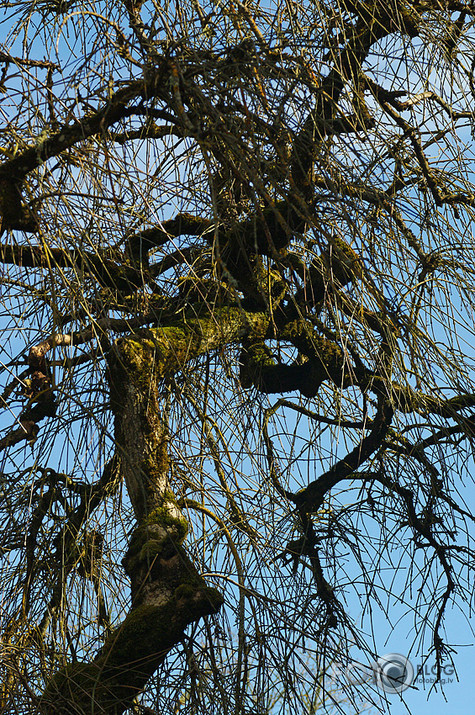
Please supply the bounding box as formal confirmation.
[1,0,475,712]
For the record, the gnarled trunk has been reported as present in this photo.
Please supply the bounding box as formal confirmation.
[40,335,223,714]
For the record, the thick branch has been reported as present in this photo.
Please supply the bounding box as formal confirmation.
[127,213,213,264]
[0,242,146,292]
[0,75,167,183]
[292,394,394,512]
[290,5,400,196]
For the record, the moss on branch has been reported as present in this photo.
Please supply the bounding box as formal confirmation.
[41,582,223,714]
[47,340,226,714]
[240,322,349,397]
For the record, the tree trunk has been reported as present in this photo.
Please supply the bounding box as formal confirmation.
[40,334,224,714]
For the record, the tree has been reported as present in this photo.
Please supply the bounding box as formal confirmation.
[0,0,474,712]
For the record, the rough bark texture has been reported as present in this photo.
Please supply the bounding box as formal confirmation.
[40,335,224,714]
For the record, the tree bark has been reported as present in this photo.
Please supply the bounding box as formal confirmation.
[40,332,224,714]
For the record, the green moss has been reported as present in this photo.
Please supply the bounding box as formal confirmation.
[117,336,158,385]
[123,523,168,574]
[240,341,276,388]
[138,535,168,562]
[249,342,276,368]
[110,308,272,391]
[123,520,195,588]
[144,505,188,542]
[100,602,173,667]
[327,235,362,285]
[281,320,344,374]
[41,660,103,713]
[142,442,170,492]
[174,583,196,600]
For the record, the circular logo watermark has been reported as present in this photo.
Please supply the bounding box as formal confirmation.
[372,653,414,693]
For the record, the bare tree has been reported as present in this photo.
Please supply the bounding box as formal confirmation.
[0,0,474,712]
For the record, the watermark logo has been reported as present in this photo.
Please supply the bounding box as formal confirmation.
[329,651,454,714]
[330,652,414,694]
[373,653,414,693]
[413,661,455,686]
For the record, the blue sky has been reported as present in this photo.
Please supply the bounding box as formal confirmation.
[1,3,475,713]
